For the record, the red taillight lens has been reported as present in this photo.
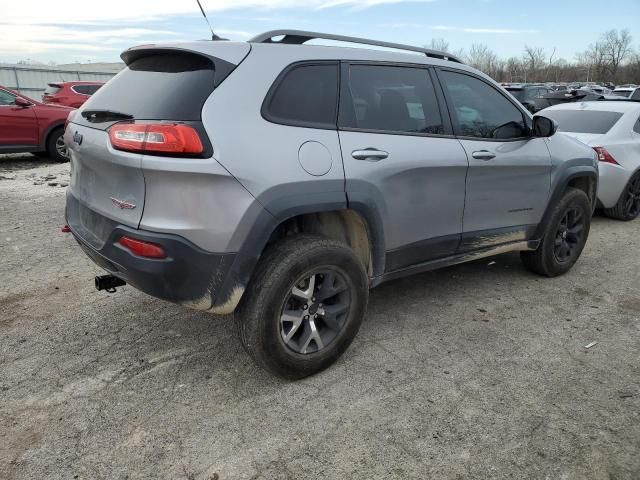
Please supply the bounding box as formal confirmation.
[593,147,619,165]
[109,122,203,155]
[118,236,167,259]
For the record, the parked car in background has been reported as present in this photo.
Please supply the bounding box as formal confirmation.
[0,85,73,162]
[543,101,640,220]
[534,89,607,111]
[65,30,598,378]
[505,84,551,112]
[611,87,640,101]
[43,81,104,108]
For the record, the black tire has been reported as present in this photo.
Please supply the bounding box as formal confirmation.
[236,235,369,380]
[602,171,640,221]
[45,128,69,162]
[521,188,591,277]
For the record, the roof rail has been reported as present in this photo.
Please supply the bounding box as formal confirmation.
[249,30,464,64]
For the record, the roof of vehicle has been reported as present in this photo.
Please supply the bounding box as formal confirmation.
[613,87,636,92]
[543,100,640,114]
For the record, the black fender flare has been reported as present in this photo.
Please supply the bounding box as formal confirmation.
[533,166,598,239]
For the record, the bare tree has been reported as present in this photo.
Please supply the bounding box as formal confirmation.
[429,38,450,53]
[523,46,546,82]
[602,29,633,78]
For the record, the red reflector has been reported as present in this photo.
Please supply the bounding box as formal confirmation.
[593,147,619,165]
[61,225,71,233]
[118,236,167,259]
[109,122,203,155]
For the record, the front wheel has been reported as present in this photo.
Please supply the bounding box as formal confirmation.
[236,235,369,379]
[521,188,591,277]
[603,171,640,221]
[46,128,69,162]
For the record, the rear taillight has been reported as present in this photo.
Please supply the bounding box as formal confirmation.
[109,122,203,155]
[118,236,167,259]
[593,147,619,165]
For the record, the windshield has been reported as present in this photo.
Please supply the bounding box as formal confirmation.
[543,110,624,134]
[612,90,632,98]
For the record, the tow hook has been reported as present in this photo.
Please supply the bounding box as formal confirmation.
[95,275,126,293]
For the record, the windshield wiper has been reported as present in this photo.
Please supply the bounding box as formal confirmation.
[81,109,134,123]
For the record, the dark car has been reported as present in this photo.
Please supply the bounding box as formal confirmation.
[505,85,551,113]
[533,89,606,111]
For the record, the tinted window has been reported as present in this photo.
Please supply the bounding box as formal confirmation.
[265,64,338,128]
[441,71,527,139]
[0,89,16,105]
[634,117,640,134]
[340,65,443,135]
[543,110,623,134]
[506,88,525,102]
[612,90,632,98]
[73,84,101,95]
[632,89,640,101]
[80,53,216,121]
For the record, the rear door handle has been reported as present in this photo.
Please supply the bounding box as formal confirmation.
[472,150,496,161]
[352,148,389,161]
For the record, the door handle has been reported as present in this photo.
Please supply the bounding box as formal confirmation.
[352,148,389,161]
[472,150,496,161]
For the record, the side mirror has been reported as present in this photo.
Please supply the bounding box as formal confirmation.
[532,115,557,138]
[14,97,32,108]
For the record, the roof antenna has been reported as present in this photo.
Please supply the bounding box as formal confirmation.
[195,0,226,41]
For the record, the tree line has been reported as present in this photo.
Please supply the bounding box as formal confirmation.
[430,29,639,85]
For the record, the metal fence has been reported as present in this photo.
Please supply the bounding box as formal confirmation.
[0,64,119,101]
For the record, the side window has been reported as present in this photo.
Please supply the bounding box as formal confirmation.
[340,64,444,135]
[440,70,527,140]
[0,89,16,106]
[87,85,102,95]
[264,63,339,128]
[634,116,640,135]
[632,89,640,101]
[73,85,89,95]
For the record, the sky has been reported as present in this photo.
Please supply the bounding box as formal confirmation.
[1,0,639,65]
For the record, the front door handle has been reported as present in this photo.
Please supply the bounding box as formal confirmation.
[352,148,389,161]
[472,150,496,161]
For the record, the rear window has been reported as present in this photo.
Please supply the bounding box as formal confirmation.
[543,110,624,134]
[80,53,217,120]
[263,63,339,129]
[44,84,61,95]
[612,90,632,98]
[73,84,102,95]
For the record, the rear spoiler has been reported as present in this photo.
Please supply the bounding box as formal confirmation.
[47,82,62,88]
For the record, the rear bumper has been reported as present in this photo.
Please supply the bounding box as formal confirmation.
[598,163,630,209]
[66,190,244,313]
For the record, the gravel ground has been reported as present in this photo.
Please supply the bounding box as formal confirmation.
[1,153,639,480]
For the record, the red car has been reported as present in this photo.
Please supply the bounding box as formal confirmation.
[0,85,74,162]
[43,81,104,108]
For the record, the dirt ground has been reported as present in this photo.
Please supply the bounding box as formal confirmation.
[1,153,639,480]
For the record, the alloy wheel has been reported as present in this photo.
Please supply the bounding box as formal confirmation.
[280,269,350,355]
[623,175,640,218]
[553,207,585,263]
[55,135,68,159]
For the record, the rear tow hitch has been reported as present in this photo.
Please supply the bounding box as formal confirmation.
[95,275,126,293]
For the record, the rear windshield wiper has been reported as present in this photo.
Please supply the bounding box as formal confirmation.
[81,109,134,123]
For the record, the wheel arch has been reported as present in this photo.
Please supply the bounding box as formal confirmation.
[41,121,65,150]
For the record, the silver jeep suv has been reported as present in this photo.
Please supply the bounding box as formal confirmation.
[65,30,598,378]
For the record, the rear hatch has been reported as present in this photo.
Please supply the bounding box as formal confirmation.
[42,82,62,103]
[66,43,250,241]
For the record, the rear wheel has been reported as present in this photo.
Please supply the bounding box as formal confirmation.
[236,235,368,379]
[603,171,640,221]
[521,188,591,277]
[46,128,69,162]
